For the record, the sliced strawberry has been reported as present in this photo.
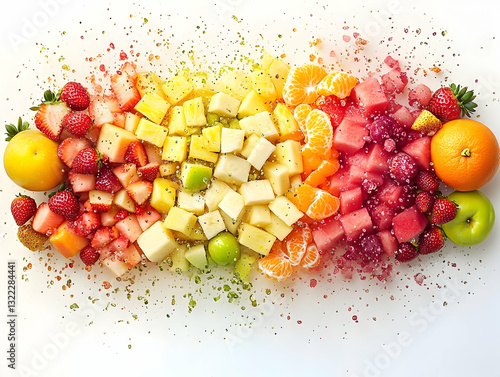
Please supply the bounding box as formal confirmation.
[95,166,123,193]
[88,95,121,127]
[32,202,65,236]
[57,137,93,168]
[120,62,138,80]
[126,181,153,206]
[112,163,140,187]
[125,141,148,167]
[70,211,101,237]
[34,103,71,141]
[138,162,160,182]
[89,190,114,212]
[110,67,141,111]
[91,226,119,249]
[68,171,96,193]
[113,209,129,221]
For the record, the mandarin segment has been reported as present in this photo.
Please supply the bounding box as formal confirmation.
[284,225,313,266]
[283,64,327,106]
[300,243,320,269]
[258,240,293,281]
[304,109,333,157]
[316,71,358,99]
[294,104,313,139]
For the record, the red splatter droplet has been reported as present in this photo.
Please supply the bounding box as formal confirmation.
[353,32,360,38]
[343,35,351,42]
[99,64,106,72]
[110,43,115,49]
[352,315,358,322]
[119,51,128,60]
[310,279,317,288]
[297,320,302,325]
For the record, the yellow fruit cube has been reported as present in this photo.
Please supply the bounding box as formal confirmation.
[246,137,276,170]
[262,213,294,241]
[198,210,226,240]
[162,136,188,162]
[268,196,303,227]
[150,178,177,214]
[208,92,241,118]
[218,189,245,221]
[238,115,260,137]
[177,189,205,216]
[239,134,261,159]
[248,69,277,102]
[267,58,290,99]
[136,72,166,99]
[262,162,290,196]
[220,69,251,100]
[168,106,189,136]
[202,125,222,152]
[245,205,272,228]
[213,154,251,186]
[136,221,178,263]
[189,135,219,163]
[220,209,244,235]
[237,223,276,256]
[273,103,300,140]
[238,90,268,118]
[113,189,136,213]
[124,112,141,134]
[135,118,168,148]
[274,140,304,176]
[183,97,207,127]
[260,52,275,70]
[162,75,194,104]
[239,180,275,206]
[169,245,190,274]
[164,207,197,236]
[221,128,245,153]
[204,179,232,212]
[159,162,180,177]
[254,111,279,142]
[134,91,170,124]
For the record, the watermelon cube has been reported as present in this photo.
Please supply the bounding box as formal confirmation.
[340,208,373,240]
[68,172,96,193]
[370,203,396,231]
[326,167,355,196]
[311,216,345,253]
[116,243,142,268]
[115,214,143,243]
[339,187,363,215]
[377,230,398,256]
[392,205,428,243]
[391,106,414,127]
[402,136,431,170]
[32,202,65,236]
[377,181,404,208]
[100,206,121,227]
[136,205,161,231]
[332,117,369,155]
[365,142,390,175]
[352,78,389,117]
[381,68,408,94]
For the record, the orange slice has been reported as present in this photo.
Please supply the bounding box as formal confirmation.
[304,109,333,156]
[294,104,313,139]
[300,243,320,269]
[258,240,293,282]
[287,184,340,220]
[283,64,327,106]
[316,71,358,99]
[304,158,340,188]
[285,225,313,266]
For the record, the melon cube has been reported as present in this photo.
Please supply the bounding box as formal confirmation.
[339,187,363,215]
[377,181,404,208]
[339,208,373,240]
[311,216,345,253]
[208,92,241,118]
[392,106,414,127]
[370,203,396,231]
[102,258,131,278]
[68,172,95,193]
[113,189,136,213]
[198,210,226,240]
[100,206,120,227]
[115,214,143,243]
[136,206,161,231]
[262,162,290,196]
[381,68,408,94]
[392,205,428,243]
[97,123,139,163]
[221,127,245,153]
[204,179,232,212]
[237,223,276,256]
[49,221,90,258]
[262,213,293,241]
[274,140,303,176]
[366,142,391,174]
[136,221,178,263]
[377,230,398,256]
[402,136,431,170]
[112,163,140,188]
[185,244,208,270]
[333,117,369,155]
[352,78,389,117]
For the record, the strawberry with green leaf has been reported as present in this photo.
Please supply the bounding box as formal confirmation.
[427,83,477,122]
[31,89,70,141]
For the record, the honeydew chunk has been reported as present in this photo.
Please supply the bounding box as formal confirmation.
[113,189,136,213]
[136,72,166,99]
[136,221,178,263]
[248,69,277,102]
[124,112,141,134]
[238,180,275,206]
[202,125,222,152]
[218,190,245,221]
[262,162,290,196]
[97,123,138,164]
[213,154,251,186]
[220,69,251,100]
[267,58,290,99]
[189,135,219,163]
[273,103,299,139]
[169,244,190,273]
[245,205,272,228]
[204,179,232,212]
[159,162,180,177]
[162,136,188,162]
[221,127,245,154]
[164,207,197,236]
[254,111,279,142]
[177,189,205,215]
[135,118,168,147]
[237,223,276,256]
[290,174,303,188]
[185,244,208,270]
[239,115,260,137]
[180,162,212,192]
[275,140,304,176]
[198,210,226,240]
[183,97,207,126]
[150,178,177,214]
[162,75,194,104]
[238,90,268,118]
[168,106,189,136]
[246,137,276,170]
[239,134,261,159]
[134,91,170,124]
[220,209,244,235]
[208,92,241,118]
[268,196,303,227]
[262,213,294,241]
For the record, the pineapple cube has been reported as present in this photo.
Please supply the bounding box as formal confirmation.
[183,96,206,126]
[239,179,275,206]
[97,123,138,164]
[150,178,177,214]
[185,244,208,270]
[267,58,290,99]
[245,205,272,228]
[220,209,244,235]
[213,154,251,186]
[273,103,300,140]
[113,189,136,213]
[136,221,178,263]
[162,136,188,162]
[275,140,304,176]
[254,111,279,142]
[134,91,170,124]
[169,244,190,273]
[164,206,197,236]
[290,174,303,188]
[221,127,245,154]
[162,75,194,104]
[49,221,89,258]
[159,162,180,177]
[260,52,275,70]
[268,196,303,227]
[208,92,241,118]
[238,90,268,118]
[218,189,245,221]
[248,69,277,102]
[238,115,260,137]
[198,210,226,240]
[246,137,276,170]
[168,106,189,136]
[124,112,141,134]
[135,118,168,147]
[262,162,290,196]
[204,179,232,212]
[237,223,276,256]
[239,134,261,159]
[262,213,294,241]
[190,72,219,107]
[189,135,219,163]
[220,69,251,100]
[202,125,222,152]
[177,189,205,215]
[136,72,166,99]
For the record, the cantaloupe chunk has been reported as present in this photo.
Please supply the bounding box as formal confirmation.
[49,221,90,258]
[97,123,139,163]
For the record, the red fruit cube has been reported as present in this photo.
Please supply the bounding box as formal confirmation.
[112,163,140,187]
[384,56,400,69]
[370,203,396,231]
[100,206,121,227]
[326,167,354,197]
[391,106,414,127]
[377,181,404,208]
[91,226,119,249]
[32,202,65,236]
[402,136,431,170]
[68,172,96,193]
[339,187,363,215]
[365,142,391,175]
[311,216,345,254]
[136,205,161,231]
[115,214,143,243]
[377,230,398,256]
[381,68,408,94]
[352,78,389,117]
[117,243,142,268]
[340,208,373,240]
[332,117,369,155]
[392,205,429,243]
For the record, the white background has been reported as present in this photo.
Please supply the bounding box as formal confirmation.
[1,1,499,376]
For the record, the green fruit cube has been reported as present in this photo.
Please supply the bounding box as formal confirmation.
[181,162,212,192]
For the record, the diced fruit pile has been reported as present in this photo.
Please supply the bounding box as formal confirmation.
[4,51,499,283]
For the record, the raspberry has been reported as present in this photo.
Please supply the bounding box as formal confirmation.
[395,242,418,262]
[389,152,419,184]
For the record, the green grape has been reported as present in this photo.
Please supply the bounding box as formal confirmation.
[208,232,241,266]
[207,113,220,127]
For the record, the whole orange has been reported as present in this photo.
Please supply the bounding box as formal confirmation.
[430,119,500,191]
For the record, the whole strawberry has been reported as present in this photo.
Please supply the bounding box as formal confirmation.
[79,245,100,266]
[427,83,477,122]
[395,242,419,262]
[48,190,80,220]
[419,226,446,255]
[11,195,37,226]
[95,166,122,193]
[62,112,93,138]
[72,148,101,175]
[59,82,90,111]
[415,170,439,192]
[416,191,436,215]
[431,198,457,224]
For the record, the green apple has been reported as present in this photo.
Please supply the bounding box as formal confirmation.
[180,162,212,192]
[442,190,495,246]
[208,232,241,266]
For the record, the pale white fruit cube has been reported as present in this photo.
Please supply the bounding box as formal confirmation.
[239,134,260,159]
[245,205,272,228]
[262,162,290,196]
[268,196,303,227]
[137,221,178,263]
[102,258,130,278]
[238,180,275,206]
[254,111,279,141]
[275,140,304,176]
[237,223,276,256]
[218,190,245,220]
[185,244,208,270]
[208,92,241,118]
[204,179,232,212]
[220,209,244,235]
[262,213,294,241]
[177,189,205,216]
[214,154,251,186]
[198,210,226,240]
[246,137,276,170]
[238,115,260,136]
[290,174,303,188]
[113,189,136,213]
[220,127,245,154]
